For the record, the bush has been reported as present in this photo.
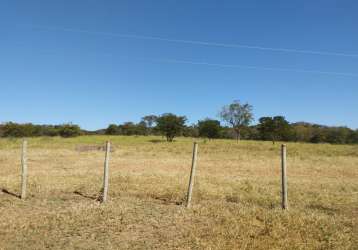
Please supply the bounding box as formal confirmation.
[58,124,82,138]
[105,124,119,135]
[198,119,221,139]
[1,122,40,137]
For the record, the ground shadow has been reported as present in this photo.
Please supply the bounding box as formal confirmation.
[73,191,101,201]
[1,188,20,199]
[152,196,183,206]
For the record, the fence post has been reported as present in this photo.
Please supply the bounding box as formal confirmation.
[186,142,198,208]
[21,139,28,200]
[281,144,288,210]
[101,141,111,203]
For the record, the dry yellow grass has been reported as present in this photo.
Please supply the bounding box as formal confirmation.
[0,136,357,249]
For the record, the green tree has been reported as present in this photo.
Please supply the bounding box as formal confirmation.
[156,113,186,142]
[105,124,119,135]
[354,130,358,144]
[198,119,221,139]
[136,121,148,135]
[58,124,81,138]
[141,115,158,134]
[1,122,40,137]
[119,122,137,135]
[292,123,315,142]
[326,127,351,144]
[182,124,199,138]
[258,116,292,144]
[219,100,254,141]
[41,125,60,136]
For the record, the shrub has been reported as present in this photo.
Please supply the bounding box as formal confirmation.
[58,124,81,138]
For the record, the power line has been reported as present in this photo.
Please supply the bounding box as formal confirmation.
[7,42,357,77]
[143,58,358,77]
[28,25,358,58]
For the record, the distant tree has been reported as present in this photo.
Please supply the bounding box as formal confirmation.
[258,116,292,144]
[310,131,327,144]
[136,121,148,135]
[0,124,3,137]
[354,130,358,144]
[1,122,40,137]
[198,119,221,139]
[119,122,137,135]
[292,123,315,142]
[326,127,351,144]
[219,126,235,139]
[141,115,158,135]
[41,125,60,136]
[105,124,119,135]
[241,126,260,140]
[156,113,186,142]
[219,100,254,141]
[58,124,81,138]
[182,124,199,138]
[141,115,157,128]
[1,122,24,137]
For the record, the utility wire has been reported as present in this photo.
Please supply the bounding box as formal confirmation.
[144,58,358,77]
[6,43,357,77]
[27,25,358,58]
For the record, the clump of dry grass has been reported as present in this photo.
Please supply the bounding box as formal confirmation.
[0,136,357,249]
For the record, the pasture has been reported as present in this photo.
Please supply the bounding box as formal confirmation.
[0,136,357,249]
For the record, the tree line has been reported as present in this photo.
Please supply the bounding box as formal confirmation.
[1,100,357,144]
[0,123,82,138]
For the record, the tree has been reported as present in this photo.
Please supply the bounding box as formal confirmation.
[219,100,254,141]
[1,122,40,137]
[198,119,221,139]
[119,122,138,135]
[156,113,186,142]
[136,121,148,135]
[326,127,351,144]
[0,124,3,137]
[141,115,158,128]
[58,124,81,138]
[257,116,292,144]
[292,123,315,142]
[354,130,358,144]
[182,124,199,138]
[105,124,119,135]
[141,115,158,135]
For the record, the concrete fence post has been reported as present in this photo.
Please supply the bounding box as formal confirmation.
[281,144,288,210]
[101,141,111,203]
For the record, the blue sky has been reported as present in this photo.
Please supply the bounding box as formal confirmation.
[1,0,357,130]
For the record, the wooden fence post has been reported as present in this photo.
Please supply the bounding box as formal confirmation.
[281,144,288,210]
[186,142,198,208]
[101,141,111,203]
[21,139,28,200]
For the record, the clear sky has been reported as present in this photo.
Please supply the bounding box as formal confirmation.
[1,0,357,130]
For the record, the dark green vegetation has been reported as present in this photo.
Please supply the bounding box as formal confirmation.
[0,122,81,138]
[198,119,221,139]
[155,113,187,142]
[1,100,358,144]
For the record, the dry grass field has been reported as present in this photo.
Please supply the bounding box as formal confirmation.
[0,136,357,249]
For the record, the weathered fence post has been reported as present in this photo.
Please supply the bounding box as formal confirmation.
[21,139,28,200]
[101,141,111,203]
[281,144,288,210]
[186,142,198,208]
